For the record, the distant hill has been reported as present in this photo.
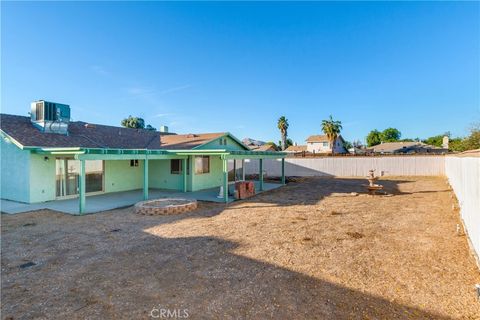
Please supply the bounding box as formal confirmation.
[242,138,266,147]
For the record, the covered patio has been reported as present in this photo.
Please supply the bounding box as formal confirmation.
[0,182,283,215]
[19,147,286,214]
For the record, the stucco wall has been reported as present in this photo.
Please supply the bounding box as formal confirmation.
[104,160,144,193]
[191,155,224,191]
[307,137,346,153]
[29,153,56,203]
[0,139,30,203]
[149,159,184,190]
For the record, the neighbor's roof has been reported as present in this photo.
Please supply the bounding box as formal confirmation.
[0,114,234,151]
[370,141,446,153]
[306,134,344,143]
[285,145,307,152]
[249,144,277,152]
[452,149,480,158]
[159,133,227,150]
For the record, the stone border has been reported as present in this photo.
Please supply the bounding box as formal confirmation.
[134,198,198,216]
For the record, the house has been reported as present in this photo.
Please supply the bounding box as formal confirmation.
[285,145,307,153]
[0,101,286,213]
[368,141,448,154]
[305,135,347,154]
[249,144,277,152]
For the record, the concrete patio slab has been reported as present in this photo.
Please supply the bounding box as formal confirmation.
[0,181,283,215]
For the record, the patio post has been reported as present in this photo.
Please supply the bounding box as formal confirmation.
[223,158,228,203]
[259,158,264,191]
[143,156,149,200]
[281,158,286,185]
[182,158,187,192]
[79,159,86,214]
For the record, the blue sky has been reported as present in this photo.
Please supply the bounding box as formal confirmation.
[2,1,479,145]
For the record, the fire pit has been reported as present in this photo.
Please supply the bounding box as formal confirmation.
[134,198,197,215]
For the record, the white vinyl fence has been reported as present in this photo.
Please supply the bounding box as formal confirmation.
[245,156,446,177]
[445,156,480,262]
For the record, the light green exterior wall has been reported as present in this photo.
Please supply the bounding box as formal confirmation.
[104,160,144,193]
[197,136,247,151]
[1,133,256,203]
[148,159,184,190]
[190,155,224,191]
[29,153,56,203]
[0,139,30,203]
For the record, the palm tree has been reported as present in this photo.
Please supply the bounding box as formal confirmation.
[277,116,289,151]
[321,115,343,155]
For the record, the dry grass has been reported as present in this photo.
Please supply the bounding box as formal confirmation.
[1,176,479,319]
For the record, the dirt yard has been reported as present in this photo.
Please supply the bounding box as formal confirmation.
[1,177,479,319]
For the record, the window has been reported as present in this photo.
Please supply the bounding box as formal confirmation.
[322,142,328,147]
[219,138,227,146]
[171,159,182,174]
[195,156,210,174]
[130,159,139,167]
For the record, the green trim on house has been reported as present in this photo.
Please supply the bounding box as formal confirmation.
[1,129,286,213]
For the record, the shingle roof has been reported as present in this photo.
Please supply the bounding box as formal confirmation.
[285,145,307,152]
[0,114,166,149]
[306,135,344,143]
[249,144,277,152]
[159,133,226,150]
[369,141,446,153]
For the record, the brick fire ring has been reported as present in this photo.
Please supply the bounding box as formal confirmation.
[134,198,198,215]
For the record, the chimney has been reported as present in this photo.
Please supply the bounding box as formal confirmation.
[442,136,449,149]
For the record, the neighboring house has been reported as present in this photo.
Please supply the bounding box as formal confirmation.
[285,145,307,153]
[249,144,277,152]
[0,101,286,211]
[306,135,347,154]
[369,142,448,154]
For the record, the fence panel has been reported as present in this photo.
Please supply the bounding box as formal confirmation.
[245,156,446,177]
[445,156,480,262]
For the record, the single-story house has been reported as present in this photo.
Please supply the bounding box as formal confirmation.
[0,101,286,213]
[249,144,277,152]
[306,135,347,154]
[285,145,307,153]
[368,142,448,154]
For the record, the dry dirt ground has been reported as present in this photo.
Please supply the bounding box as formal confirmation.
[1,177,480,319]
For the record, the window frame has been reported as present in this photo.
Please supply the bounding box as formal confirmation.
[170,159,182,175]
[194,156,210,175]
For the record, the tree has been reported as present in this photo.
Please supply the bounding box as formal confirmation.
[423,135,444,147]
[366,130,382,147]
[321,115,343,155]
[277,116,289,151]
[145,124,156,131]
[462,123,480,151]
[121,115,156,131]
[343,140,353,150]
[381,128,401,142]
[265,141,279,151]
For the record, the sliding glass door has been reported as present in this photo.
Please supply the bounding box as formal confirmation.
[55,158,104,198]
[227,159,244,182]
